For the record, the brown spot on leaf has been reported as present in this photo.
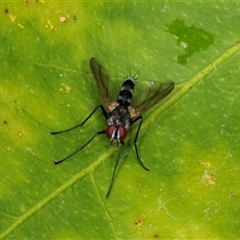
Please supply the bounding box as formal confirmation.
[134,219,141,226]
[205,173,215,185]
[59,16,66,24]
[230,191,237,198]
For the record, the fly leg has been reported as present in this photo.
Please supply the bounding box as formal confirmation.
[53,130,105,165]
[50,104,108,134]
[106,142,125,198]
[51,104,108,164]
[131,116,150,171]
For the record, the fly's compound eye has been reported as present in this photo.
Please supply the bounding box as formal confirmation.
[106,125,128,141]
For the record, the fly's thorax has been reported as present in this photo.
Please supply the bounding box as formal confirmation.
[117,77,135,106]
[107,105,131,129]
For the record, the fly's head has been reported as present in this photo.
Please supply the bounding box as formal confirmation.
[105,105,131,145]
[105,125,127,146]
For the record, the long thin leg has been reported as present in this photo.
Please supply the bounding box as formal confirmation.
[106,142,125,198]
[51,105,108,134]
[53,130,105,165]
[131,116,150,171]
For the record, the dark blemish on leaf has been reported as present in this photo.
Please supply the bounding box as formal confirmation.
[230,191,237,198]
[4,120,8,124]
[153,234,159,238]
[74,15,76,20]
[165,18,215,65]
[25,0,29,3]
[5,8,9,13]
[134,220,141,226]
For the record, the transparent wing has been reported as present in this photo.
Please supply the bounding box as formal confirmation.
[130,80,174,120]
[90,57,113,107]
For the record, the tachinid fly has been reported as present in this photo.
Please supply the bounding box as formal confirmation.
[51,57,174,198]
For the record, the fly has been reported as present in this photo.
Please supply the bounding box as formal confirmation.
[51,57,174,198]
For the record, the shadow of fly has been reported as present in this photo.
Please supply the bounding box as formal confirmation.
[51,57,174,198]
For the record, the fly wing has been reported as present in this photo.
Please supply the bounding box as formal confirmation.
[90,57,113,107]
[130,80,174,120]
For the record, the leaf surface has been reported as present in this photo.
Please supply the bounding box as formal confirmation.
[1,1,240,239]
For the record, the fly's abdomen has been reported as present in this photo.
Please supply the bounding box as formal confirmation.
[117,77,135,106]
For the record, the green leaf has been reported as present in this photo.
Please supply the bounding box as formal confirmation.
[1,1,240,239]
